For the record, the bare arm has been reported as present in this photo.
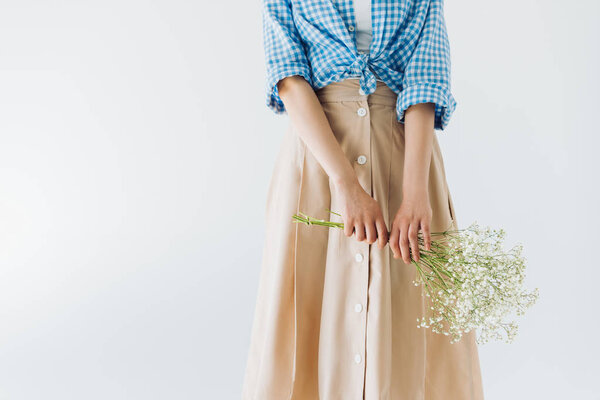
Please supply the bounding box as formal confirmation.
[389,103,435,263]
[277,76,355,187]
[277,75,388,248]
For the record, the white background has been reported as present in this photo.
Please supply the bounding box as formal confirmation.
[0,1,598,399]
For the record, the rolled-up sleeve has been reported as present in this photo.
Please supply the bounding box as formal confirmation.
[396,0,457,131]
[262,0,312,114]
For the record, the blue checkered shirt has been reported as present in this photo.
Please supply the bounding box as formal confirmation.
[262,0,456,130]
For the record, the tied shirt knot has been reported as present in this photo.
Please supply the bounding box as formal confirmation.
[349,52,377,96]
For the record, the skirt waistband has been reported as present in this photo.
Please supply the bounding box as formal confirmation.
[315,78,397,107]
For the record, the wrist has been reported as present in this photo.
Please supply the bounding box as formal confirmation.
[402,183,428,199]
[332,172,359,192]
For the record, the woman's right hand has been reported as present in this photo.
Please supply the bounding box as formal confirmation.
[276,76,387,249]
[333,177,389,249]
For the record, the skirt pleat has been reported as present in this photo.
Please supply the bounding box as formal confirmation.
[242,78,484,400]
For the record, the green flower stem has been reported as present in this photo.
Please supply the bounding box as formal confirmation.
[293,210,458,297]
[292,211,456,244]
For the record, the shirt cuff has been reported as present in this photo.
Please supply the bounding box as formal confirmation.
[395,83,457,131]
[266,64,312,114]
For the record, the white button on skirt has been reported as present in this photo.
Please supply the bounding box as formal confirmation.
[242,78,484,400]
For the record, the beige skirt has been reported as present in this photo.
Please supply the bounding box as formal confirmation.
[242,78,484,400]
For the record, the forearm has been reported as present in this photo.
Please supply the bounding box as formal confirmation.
[277,75,358,188]
[402,103,435,196]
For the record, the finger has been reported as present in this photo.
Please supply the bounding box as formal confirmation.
[344,218,354,237]
[375,218,388,249]
[355,221,366,242]
[422,219,431,251]
[399,220,411,264]
[408,221,420,262]
[365,219,377,244]
[389,221,400,258]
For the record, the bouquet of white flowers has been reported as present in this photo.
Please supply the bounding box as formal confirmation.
[292,210,539,345]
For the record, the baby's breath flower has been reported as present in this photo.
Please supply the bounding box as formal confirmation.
[410,220,539,344]
[292,211,540,344]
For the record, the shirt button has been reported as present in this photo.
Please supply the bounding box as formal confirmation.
[355,253,364,262]
[348,25,355,32]
[354,303,363,313]
[357,107,367,117]
[357,155,367,165]
[354,353,362,364]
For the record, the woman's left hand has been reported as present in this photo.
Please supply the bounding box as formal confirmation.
[389,190,432,264]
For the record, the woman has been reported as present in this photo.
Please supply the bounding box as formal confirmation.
[242,0,484,399]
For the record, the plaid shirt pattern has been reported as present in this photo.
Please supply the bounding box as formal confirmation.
[262,0,456,130]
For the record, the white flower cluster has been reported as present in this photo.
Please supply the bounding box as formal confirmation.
[412,221,539,344]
